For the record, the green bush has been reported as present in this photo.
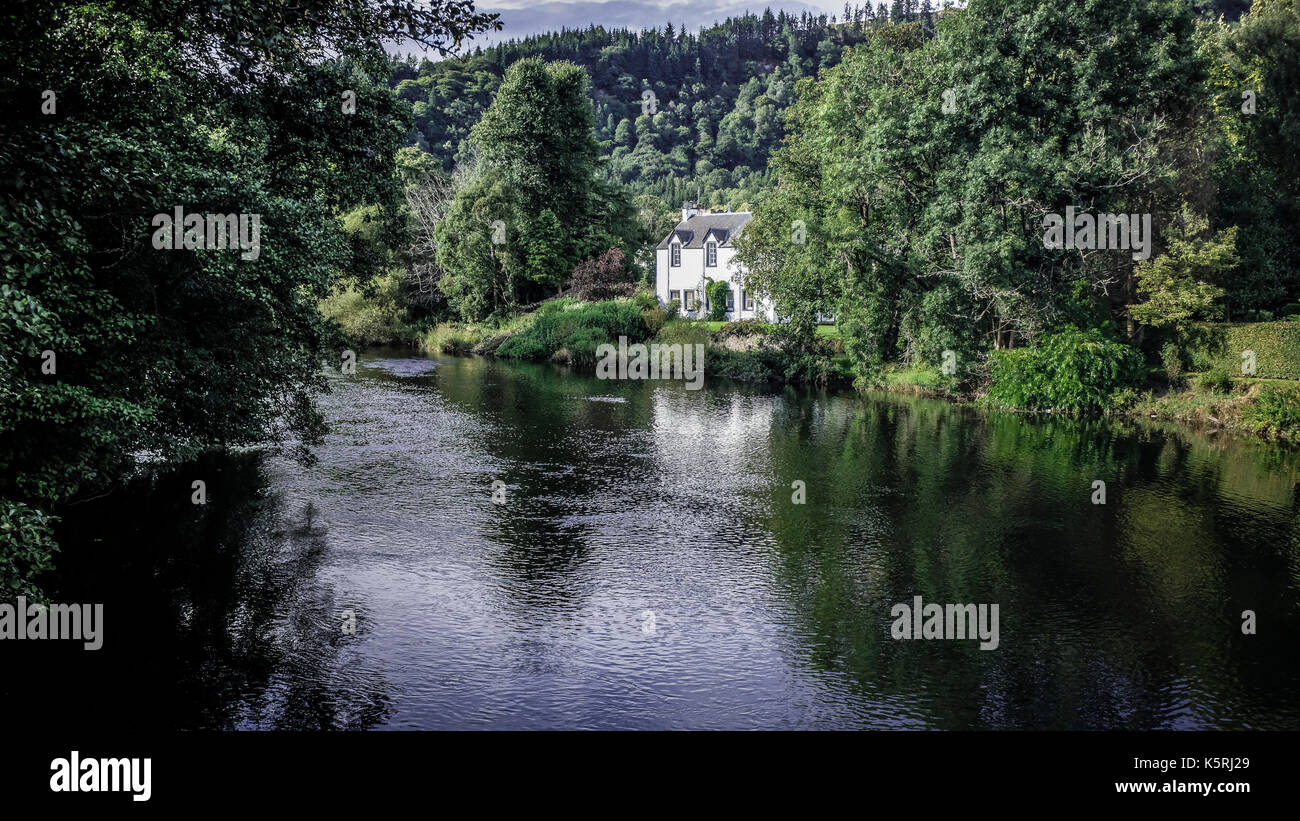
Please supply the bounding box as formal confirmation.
[1197,367,1235,394]
[0,501,57,599]
[986,328,1144,413]
[423,323,481,355]
[705,279,730,322]
[641,305,667,336]
[495,298,650,362]
[633,290,659,311]
[1110,386,1140,410]
[1246,385,1300,438]
[718,319,771,337]
[1185,322,1300,378]
[706,347,780,382]
[1160,340,1183,386]
[319,271,413,346]
[655,318,711,348]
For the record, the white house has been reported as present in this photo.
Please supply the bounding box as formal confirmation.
[654,202,776,322]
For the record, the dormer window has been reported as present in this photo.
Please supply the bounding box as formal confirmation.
[671,243,681,267]
[706,241,717,267]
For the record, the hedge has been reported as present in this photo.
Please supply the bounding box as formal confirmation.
[1186,321,1300,379]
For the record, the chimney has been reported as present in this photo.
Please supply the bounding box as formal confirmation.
[681,201,699,223]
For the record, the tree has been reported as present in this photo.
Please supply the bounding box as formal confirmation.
[737,0,1207,375]
[0,0,498,596]
[434,168,519,320]
[436,58,639,316]
[567,248,637,301]
[1130,206,1235,332]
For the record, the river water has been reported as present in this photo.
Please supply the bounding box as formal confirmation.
[21,348,1300,730]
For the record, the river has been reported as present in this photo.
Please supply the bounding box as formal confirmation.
[22,348,1300,730]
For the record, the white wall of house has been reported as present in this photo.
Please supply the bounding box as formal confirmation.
[654,215,776,323]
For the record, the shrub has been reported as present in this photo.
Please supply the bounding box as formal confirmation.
[319,271,413,346]
[705,279,730,322]
[423,323,480,355]
[706,346,780,382]
[0,501,57,599]
[1185,321,1300,378]
[641,305,667,336]
[986,328,1144,413]
[1110,386,1140,410]
[1197,367,1235,394]
[567,248,636,302]
[1161,340,1183,386]
[655,318,711,348]
[1246,385,1300,437]
[718,319,770,337]
[494,299,649,362]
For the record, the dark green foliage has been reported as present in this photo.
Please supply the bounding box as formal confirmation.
[706,346,785,382]
[987,329,1145,413]
[0,0,496,595]
[705,280,730,321]
[1204,0,1300,316]
[740,0,1209,379]
[392,10,882,210]
[493,299,650,363]
[718,319,770,337]
[1197,368,1236,394]
[1246,384,1300,437]
[0,502,57,599]
[1185,321,1300,379]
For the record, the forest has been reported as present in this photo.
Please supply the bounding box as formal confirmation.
[378,0,1298,399]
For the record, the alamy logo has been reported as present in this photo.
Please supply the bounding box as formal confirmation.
[891,595,999,650]
[151,206,261,260]
[595,336,705,390]
[0,596,102,650]
[1043,206,1152,260]
[50,751,151,802]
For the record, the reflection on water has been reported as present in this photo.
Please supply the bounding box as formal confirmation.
[15,348,1300,730]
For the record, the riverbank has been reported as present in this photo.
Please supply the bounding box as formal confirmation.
[861,365,1300,443]
[1122,378,1300,442]
[333,291,1298,444]
[419,297,856,387]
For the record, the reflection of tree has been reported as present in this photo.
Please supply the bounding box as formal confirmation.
[423,355,664,624]
[753,390,1300,728]
[44,452,392,731]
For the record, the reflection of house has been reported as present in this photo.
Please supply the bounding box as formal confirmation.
[654,202,776,321]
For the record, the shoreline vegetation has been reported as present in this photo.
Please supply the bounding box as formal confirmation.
[318,0,1300,451]
[322,289,1300,444]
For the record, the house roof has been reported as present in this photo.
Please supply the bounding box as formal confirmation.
[657,212,753,250]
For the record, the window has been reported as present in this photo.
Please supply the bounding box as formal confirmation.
[683,289,695,311]
[669,290,680,305]
[743,289,754,311]
[706,241,717,267]
[726,289,735,311]
[670,243,681,267]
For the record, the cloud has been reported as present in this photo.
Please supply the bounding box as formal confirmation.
[466,0,834,48]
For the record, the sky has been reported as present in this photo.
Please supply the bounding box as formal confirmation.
[400,0,850,55]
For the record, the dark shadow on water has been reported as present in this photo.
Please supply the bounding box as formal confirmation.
[1,451,392,731]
